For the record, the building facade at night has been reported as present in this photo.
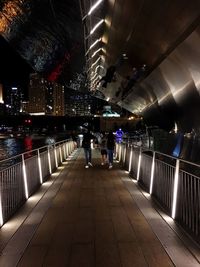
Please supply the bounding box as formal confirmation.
[65,88,106,116]
[4,85,24,115]
[27,73,65,116]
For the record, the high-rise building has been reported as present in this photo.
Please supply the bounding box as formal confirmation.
[27,73,65,116]
[4,85,24,115]
[52,83,65,116]
[28,73,46,115]
[65,88,105,116]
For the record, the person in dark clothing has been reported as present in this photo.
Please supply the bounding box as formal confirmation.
[106,131,115,169]
[82,130,94,168]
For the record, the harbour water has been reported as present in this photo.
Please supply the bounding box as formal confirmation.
[0,134,67,161]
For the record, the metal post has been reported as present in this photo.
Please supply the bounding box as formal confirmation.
[149,151,155,194]
[22,154,29,199]
[172,159,180,219]
[48,146,52,174]
[37,149,43,184]
[137,148,142,181]
[128,146,133,173]
[54,145,58,168]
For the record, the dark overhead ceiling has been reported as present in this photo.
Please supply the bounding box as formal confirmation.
[1,0,200,130]
[0,0,85,87]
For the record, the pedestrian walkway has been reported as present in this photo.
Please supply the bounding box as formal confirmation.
[0,149,199,267]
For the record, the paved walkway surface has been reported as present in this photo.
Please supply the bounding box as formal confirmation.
[0,149,199,267]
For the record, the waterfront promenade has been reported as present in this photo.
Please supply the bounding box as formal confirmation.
[0,148,199,267]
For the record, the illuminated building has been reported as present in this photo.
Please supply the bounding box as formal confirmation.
[27,73,46,115]
[27,73,65,116]
[65,89,94,116]
[52,83,65,116]
[4,85,24,115]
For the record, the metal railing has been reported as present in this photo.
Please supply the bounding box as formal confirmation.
[116,142,200,244]
[0,139,75,225]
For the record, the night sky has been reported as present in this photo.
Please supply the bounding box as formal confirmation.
[0,35,33,97]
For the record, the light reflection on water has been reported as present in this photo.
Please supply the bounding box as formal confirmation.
[0,137,51,161]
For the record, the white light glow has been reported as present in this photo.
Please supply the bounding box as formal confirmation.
[172,159,180,219]
[137,151,142,181]
[37,150,43,184]
[48,148,52,174]
[91,57,101,68]
[149,152,155,194]
[128,149,133,172]
[90,19,104,35]
[95,65,104,73]
[174,122,178,133]
[54,147,58,168]
[92,48,102,58]
[22,155,29,199]
[86,38,101,55]
[88,0,104,16]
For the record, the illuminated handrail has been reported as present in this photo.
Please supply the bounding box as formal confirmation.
[116,141,200,245]
[0,139,75,226]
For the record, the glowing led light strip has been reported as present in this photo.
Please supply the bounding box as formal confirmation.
[22,154,29,199]
[172,159,180,219]
[37,149,43,184]
[83,0,104,20]
[95,65,104,73]
[86,38,101,55]
[91,75,101,85]
[88,0,104,15]
[128,149,133,172]
[137,149,142,181]
[90,19,104,35]
[92,48,102,58]
[48,147,52,174]
[91,57,101,68]
[91,72,98,81]
[149,152,155,194]
[54,146,58,168]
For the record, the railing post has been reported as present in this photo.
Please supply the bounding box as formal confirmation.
[37,149,43,184]
[128,146,133,173]
[119,144,122,162]
[123,144,126,165]
[63,143,66,160]
[59,146,62,163]
[48,146,52,174]
[22,154,29,199]
[54,145,58,168]
[149,151,155,194]
[137,148,142,181]
[172,159,180,219]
